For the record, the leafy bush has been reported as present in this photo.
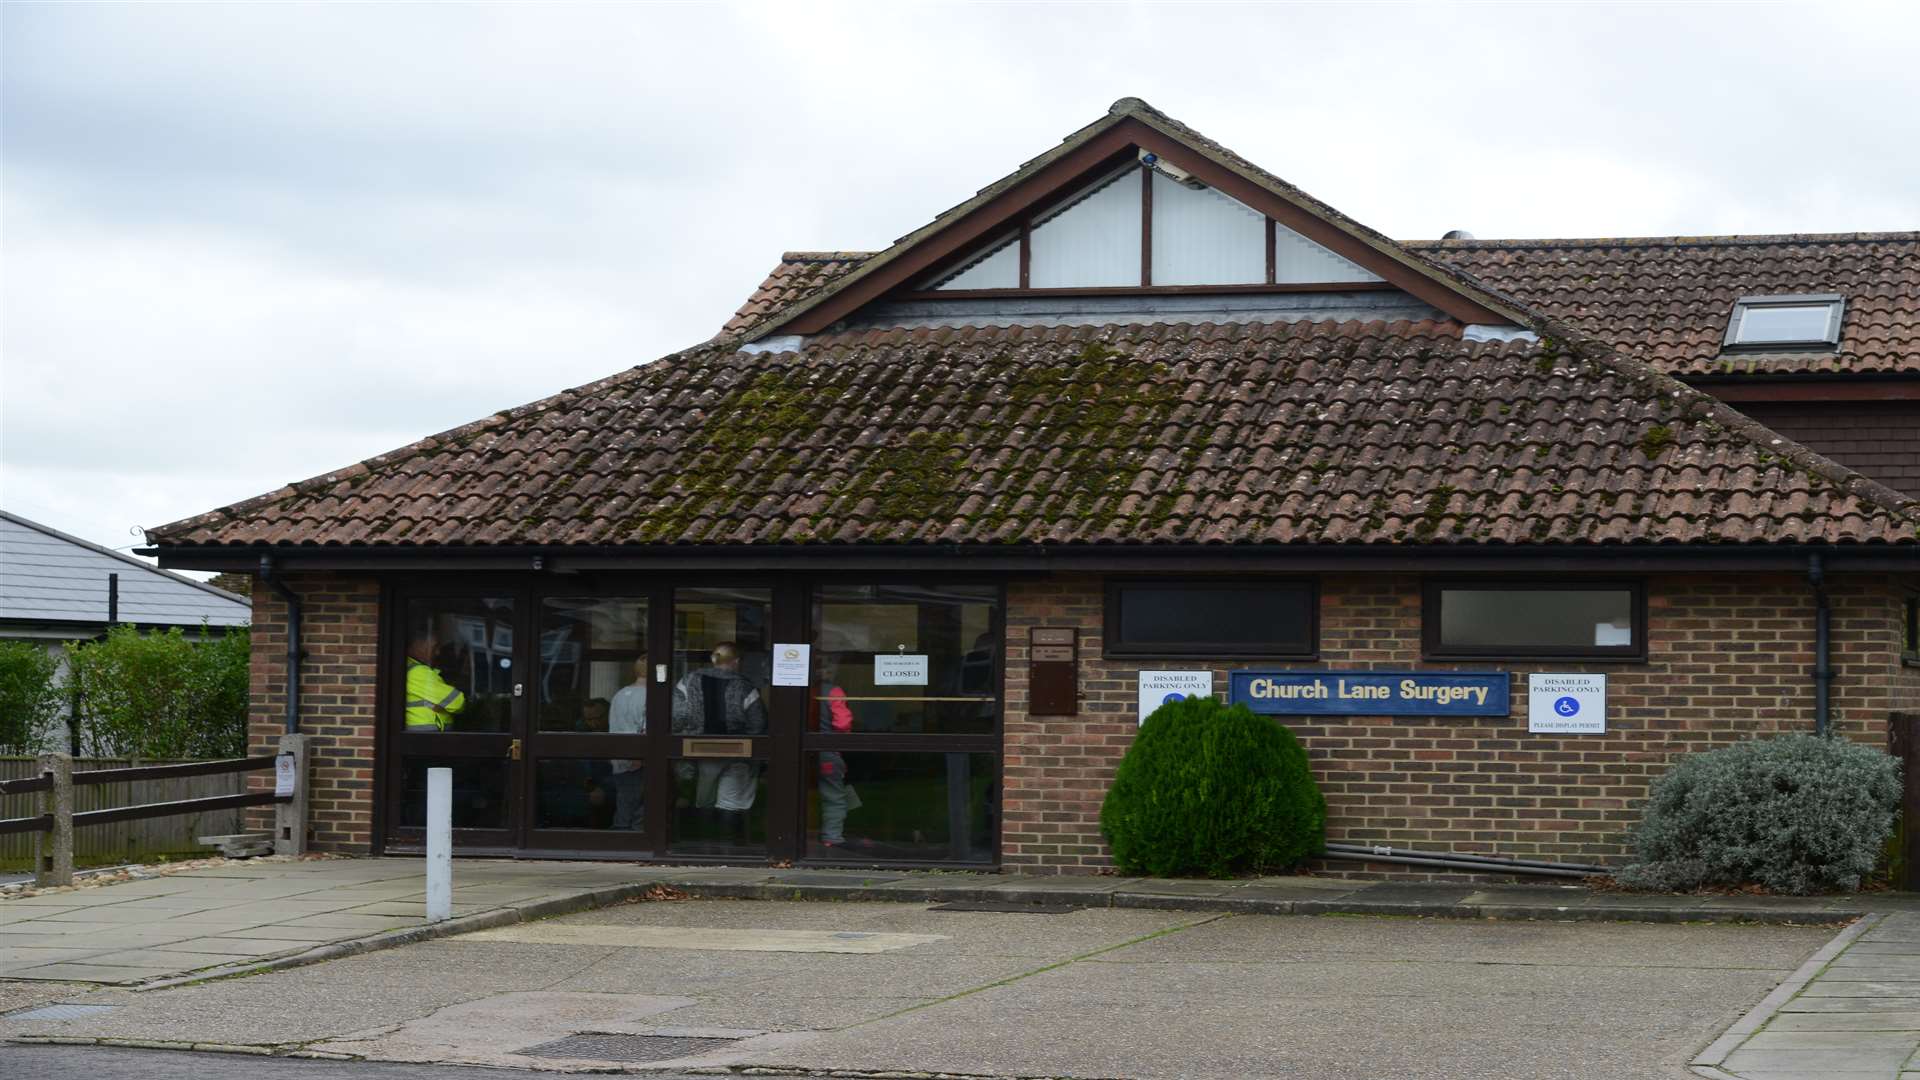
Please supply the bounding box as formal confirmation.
[1099,696,1325,878]
[1617,734,1900,895]
[0,641,64,754]
[68,625,251,759]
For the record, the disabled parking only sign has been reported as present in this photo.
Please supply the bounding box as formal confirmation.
[1528,673,1606,734]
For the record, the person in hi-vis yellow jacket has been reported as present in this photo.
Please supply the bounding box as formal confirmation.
[404,626,466,731]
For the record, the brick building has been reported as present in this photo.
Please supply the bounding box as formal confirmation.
[146,99,1919,877]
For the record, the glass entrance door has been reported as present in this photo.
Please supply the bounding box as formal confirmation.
[666,587,774,857]
[524,595,652,854]
[387,591,523,850]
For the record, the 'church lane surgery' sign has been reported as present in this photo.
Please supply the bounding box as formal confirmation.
[1230,670,1509,717]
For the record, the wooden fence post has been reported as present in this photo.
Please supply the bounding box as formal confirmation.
[36,752,73,887]
[274,734,310,856]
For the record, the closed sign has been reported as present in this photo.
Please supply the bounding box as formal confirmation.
[874,654,929,686]
[1528,673,1605,734]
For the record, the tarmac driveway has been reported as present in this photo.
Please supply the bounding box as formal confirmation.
[0,898,1835,1079]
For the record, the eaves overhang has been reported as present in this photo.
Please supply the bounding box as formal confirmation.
[146,542,1920,576]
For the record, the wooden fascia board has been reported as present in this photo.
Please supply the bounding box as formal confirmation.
[1691,377,1920,402]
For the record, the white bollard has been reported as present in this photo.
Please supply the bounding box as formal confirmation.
[426,767,452,922]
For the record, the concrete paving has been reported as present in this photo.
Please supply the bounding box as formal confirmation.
[0,857,668,985]
[1,897,1833,1079]
[1696,911,1920,1079]
[4,855,1887,990]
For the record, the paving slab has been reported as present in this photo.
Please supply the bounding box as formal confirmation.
[1696,912,1920,1078]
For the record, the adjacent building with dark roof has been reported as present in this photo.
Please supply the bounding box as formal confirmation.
[145,99,1918,876]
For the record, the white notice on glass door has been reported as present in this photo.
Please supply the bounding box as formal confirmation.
[874,654,929,686]
[772,644,811,686]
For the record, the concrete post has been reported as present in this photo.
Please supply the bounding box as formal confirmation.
[273,733,311,856]
[36,752,73,888]
[426,767,452,922]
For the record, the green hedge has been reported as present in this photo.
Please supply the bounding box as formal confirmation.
[1099,696,1325,878]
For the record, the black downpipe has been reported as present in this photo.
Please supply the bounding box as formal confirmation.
[107,573,119,625]
[259,555,303,734]
[1809,553,1832,738]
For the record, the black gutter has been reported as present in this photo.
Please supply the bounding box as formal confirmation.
[258,555,303,735]
[143,542,1920,574]
[1809,553,1833,737]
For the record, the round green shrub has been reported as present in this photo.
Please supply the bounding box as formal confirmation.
[1099,696,1326,878]
[1617,734,1900,895]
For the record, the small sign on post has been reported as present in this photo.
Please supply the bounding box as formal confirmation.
[274,752,297,798]
[1527,673,1607,734]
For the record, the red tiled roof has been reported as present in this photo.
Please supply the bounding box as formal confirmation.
[721,233,1920,380]
[1410,233,1920,378]
[148,319,1917,549]
[720,252,869,338]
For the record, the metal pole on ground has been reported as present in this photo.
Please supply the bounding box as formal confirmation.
[426,767,452,922]
[36,752,74,888]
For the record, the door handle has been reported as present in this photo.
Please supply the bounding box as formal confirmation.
[508,738,522,761]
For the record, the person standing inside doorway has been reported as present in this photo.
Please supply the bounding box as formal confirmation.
[607,653,649,831]
[672,642,767,835]
[404,623,466,731]
[816,645,863,849]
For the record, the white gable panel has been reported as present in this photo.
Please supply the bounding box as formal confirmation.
[1150,171,1264,286]
[1029,167,1140,288]
[928,234,1019,290]
[1275,222,1381,283]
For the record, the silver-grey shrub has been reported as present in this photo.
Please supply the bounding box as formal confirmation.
[1617,734,1900,895]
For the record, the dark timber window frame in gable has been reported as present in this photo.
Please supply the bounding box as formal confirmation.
[1104,578,1319,660]
[751,115,1521,337]
[1421,579,1648,662]
[907,162,1385,299]
[1723,294,1847,352]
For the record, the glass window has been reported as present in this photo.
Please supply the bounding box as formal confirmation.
[804,751,995,863]
[670,588,771,737]
[1426,582,1642,658]
[535,758,645,832]
[1725,294,1844,349]
[401,596,514,732]
[1904,595,1919,660]
[398,757,509,830]
[812,584,999,735]
[538,597,648,734]
[1106,581,1315,657]
[668,757,767,856]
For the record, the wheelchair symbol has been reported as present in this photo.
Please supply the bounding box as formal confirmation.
[1553,696,1580,717]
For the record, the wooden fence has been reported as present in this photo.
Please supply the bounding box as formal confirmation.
[0,756,244,871]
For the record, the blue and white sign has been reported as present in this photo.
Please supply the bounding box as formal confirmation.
[1229,671,1508,717]
[1528,673,1606,733]
[1138,670,1214,725]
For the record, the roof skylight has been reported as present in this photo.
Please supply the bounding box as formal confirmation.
[1724,294,1845,350]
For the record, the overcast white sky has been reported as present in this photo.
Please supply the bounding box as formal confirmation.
[4,1,1917,562]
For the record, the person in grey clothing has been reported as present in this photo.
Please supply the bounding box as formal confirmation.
[672,642,767,831]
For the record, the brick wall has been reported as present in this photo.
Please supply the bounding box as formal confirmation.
[1734,401,1920,498]
[246,574,380,851]
[1002,572,1916,876]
